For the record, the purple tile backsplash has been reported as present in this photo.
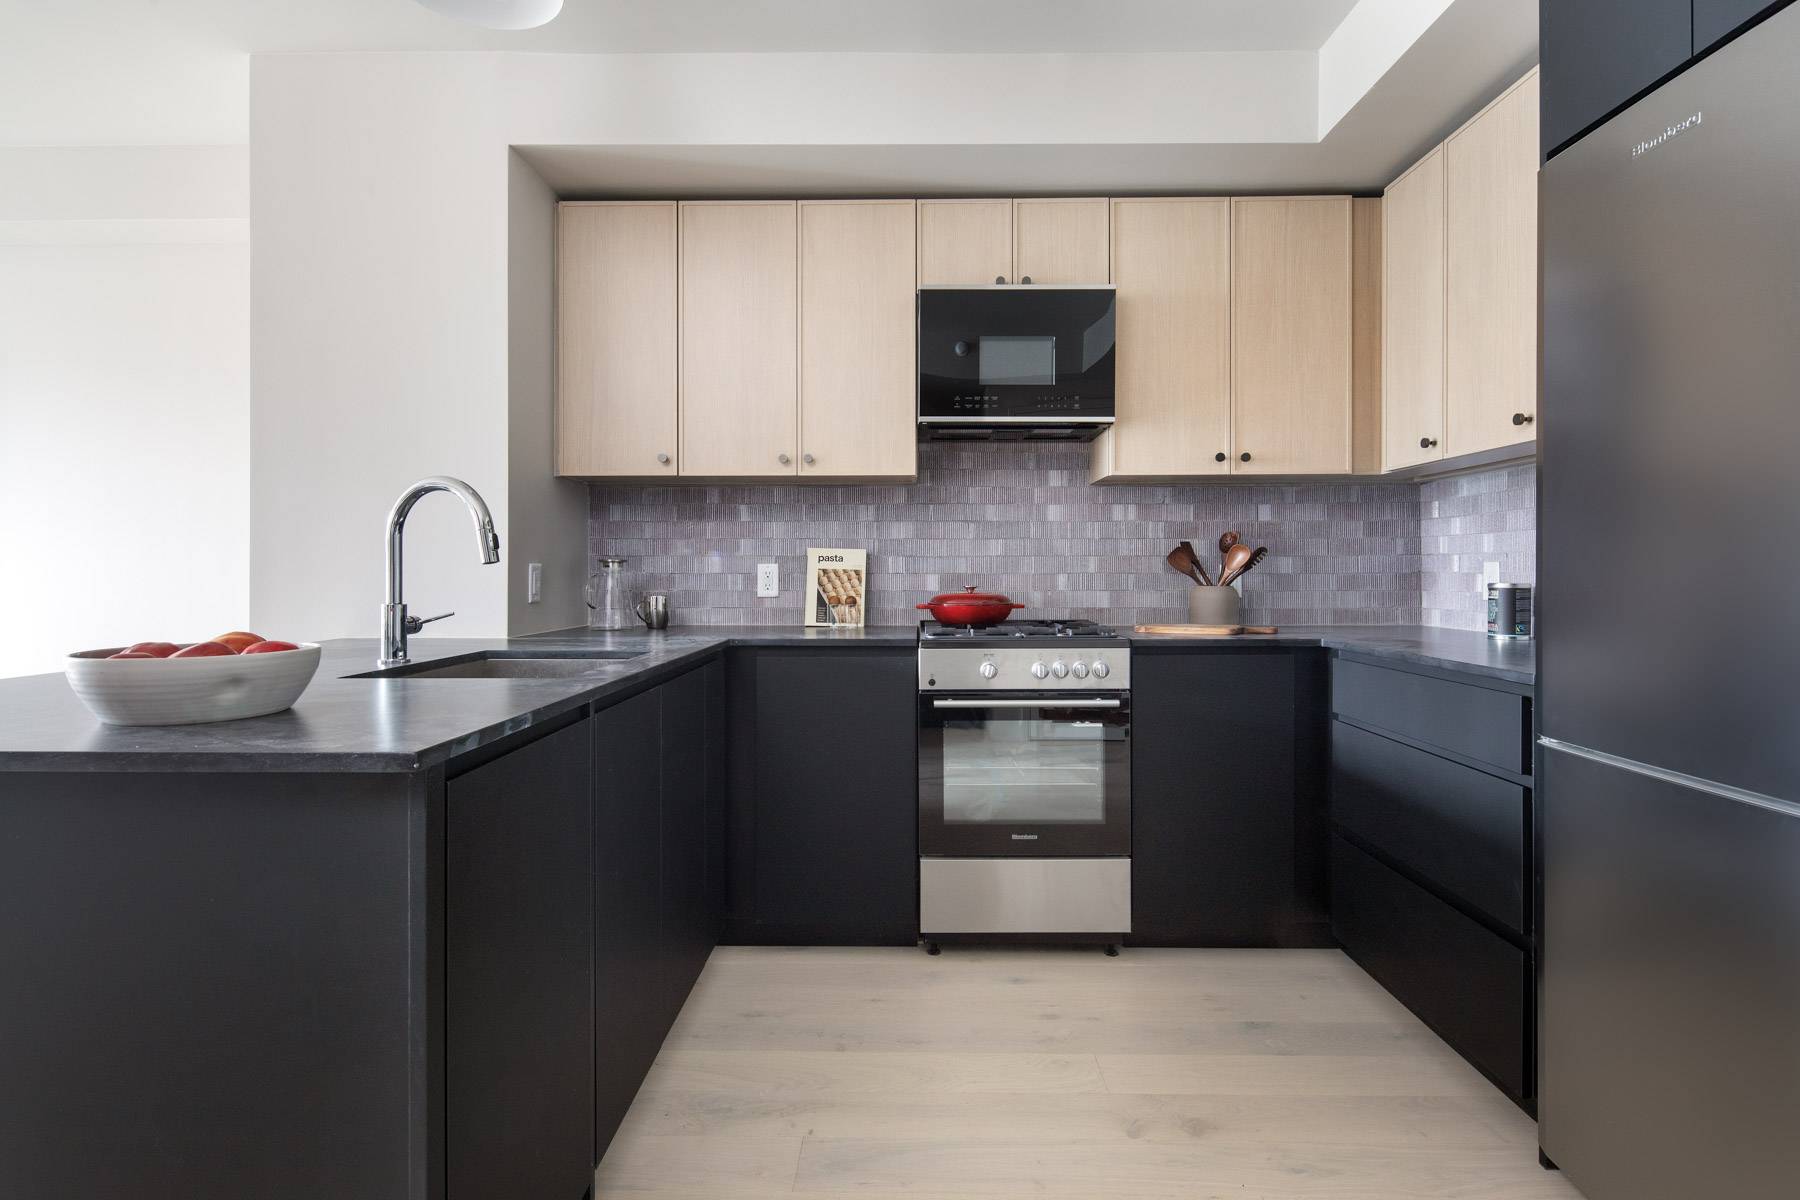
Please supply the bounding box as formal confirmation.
[1419,463,1538,631]
[588,443,1442,629]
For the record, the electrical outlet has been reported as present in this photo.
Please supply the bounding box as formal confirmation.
[527,562,542,603]
[756,563,779,598]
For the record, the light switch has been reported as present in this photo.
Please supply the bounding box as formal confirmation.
[527,562,542,603]
[757,563,779,597]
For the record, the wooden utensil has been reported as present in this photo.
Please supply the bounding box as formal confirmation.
[1218,531,1241,554]
[1217,543,1254,588]
[1178,541,1213,586]
[1221,545,1269,588]
[1165,544,1207,587]
[1133,624,1280,637]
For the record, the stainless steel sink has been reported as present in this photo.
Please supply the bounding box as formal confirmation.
[351,651,644,679]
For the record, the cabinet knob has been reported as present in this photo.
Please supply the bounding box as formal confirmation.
[994,275,1008,285]
[1513,412,1535,426]
[1214,452,1227,463]
[1420,437,1439,449]
[657,453,671,465]
[1239,452,1252,463]
[778,453,792,465]
[803,453,815,465]
[1020,275,1033,285]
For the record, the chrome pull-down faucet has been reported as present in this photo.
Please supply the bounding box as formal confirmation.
[380,477,500,666]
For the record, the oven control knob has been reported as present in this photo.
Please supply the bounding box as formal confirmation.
[979,661,998,679]
[1030,661,1049,679]
[1071,661,1089,678]
[1090,659,1110,679]
[1050,660,1069,678]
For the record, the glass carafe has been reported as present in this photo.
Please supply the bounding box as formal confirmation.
[585,557,634,630]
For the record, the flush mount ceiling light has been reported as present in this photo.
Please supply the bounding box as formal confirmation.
[414,0,564,30]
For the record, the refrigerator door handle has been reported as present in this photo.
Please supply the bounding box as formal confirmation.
[1540,737,1800,821]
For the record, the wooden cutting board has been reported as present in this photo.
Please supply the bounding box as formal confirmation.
[1133,624,1280,637]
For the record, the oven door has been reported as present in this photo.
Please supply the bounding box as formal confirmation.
[919,693,1130,857]
[917,287,1115,426]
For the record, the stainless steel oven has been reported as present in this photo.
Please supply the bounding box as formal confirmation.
[918,694,1130,856]
[916,626,1131,948]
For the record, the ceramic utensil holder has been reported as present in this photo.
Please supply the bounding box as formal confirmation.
[1187,585,1242,626]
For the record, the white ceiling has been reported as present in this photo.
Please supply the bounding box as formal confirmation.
[22,0,1365,55]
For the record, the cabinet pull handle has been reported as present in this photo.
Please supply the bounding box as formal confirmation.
[1512,412,1535,426]
[778,453,792,466]
[1214,452,1227,463]
[994,275,1008,285]
[803,453,816,465]
[656,453,671,465]
[1020,275,1033,285]
[1420,437,1439,449]
[1239,452,1252,463]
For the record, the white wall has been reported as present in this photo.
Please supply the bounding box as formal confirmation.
[507,150,588,636]
[0,147,249,678]
[0,149,250,678]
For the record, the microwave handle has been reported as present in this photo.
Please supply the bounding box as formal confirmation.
[931,698,1121,709]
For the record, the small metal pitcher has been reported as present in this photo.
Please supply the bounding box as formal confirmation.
[635,593,671,630]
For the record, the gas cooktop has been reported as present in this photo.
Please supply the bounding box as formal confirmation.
[919,618,1124,642]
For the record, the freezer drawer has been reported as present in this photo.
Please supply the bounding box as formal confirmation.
[1332,835,1528,1102]
[1539,745,1800,1200]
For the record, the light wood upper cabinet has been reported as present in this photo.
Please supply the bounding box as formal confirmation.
[1089,198,1232,482]
[1013,198,1110,284]
[556,203,678,477]
[1446,70,1540,457]
[798,201,918,481]
[1382,147,1448,471]
[1230,197,1354,475]
[678,201,799,477]
[916,199,1014,285]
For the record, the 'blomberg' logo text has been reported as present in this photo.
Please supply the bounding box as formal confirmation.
[1632,111,1702,158]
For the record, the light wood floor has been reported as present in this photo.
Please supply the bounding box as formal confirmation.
[595,947,1584,1199]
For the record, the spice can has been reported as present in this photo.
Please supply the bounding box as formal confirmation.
[1488,583,1533,639]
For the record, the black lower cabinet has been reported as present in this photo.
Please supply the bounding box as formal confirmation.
[1130,648,1331,947]
[592,687,667,1153]
[1332,834,1528,1102]
[447,717,595,1200]
[725,647,917,944]
[592,663,726,1159]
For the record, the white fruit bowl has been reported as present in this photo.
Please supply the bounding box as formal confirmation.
[64,643,323,726]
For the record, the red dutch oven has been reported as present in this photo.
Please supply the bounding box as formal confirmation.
[917,585,1025,627]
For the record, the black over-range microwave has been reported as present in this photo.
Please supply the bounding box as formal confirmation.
[917,285,1116,441]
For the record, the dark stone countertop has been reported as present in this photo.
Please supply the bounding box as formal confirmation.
[1127,624,1535,687]
[0,622,1528,774]
[0,626,915,774]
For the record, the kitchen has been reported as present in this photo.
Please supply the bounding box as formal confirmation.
[0,2,1794,1199]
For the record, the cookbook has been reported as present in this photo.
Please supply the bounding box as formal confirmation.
[804,548,867,628]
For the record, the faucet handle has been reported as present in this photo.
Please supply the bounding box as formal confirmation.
[403,611,454,634]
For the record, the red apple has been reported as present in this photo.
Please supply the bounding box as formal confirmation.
[241,640,300,654]
[171,641,235,658]
[107,651,158,660]
[211,632,262,654]
[124,641,179,658]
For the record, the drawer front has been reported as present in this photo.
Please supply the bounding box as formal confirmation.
[1331,721,1528,934]
[1331,835,1528,1101]
[1332,658,1527,775]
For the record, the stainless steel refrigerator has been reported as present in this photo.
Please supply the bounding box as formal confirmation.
[1538,6,1800,1198]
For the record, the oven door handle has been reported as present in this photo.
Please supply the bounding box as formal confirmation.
[930,698,1122,709]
